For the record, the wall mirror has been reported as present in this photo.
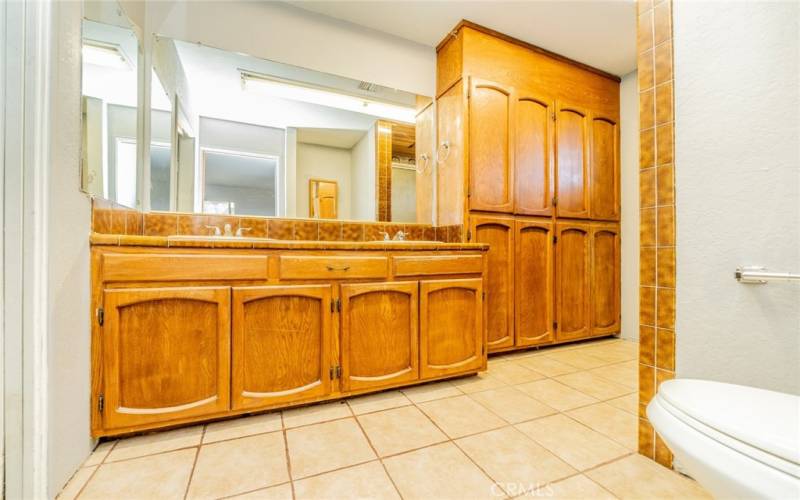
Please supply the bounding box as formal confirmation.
[149,37,434,223]
[80,0,140,206]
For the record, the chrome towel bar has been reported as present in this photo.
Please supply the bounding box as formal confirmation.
[735,266,800,284]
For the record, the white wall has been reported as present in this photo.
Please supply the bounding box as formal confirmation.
[296,143,352,219]
[350,125,376,220]
[619,71,639,340]
[49,0,94,494]
[674,1,800,394]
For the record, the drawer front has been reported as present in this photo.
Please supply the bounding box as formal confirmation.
[279,256,388,280]
[393,255,484,277]
[102,253,269,282]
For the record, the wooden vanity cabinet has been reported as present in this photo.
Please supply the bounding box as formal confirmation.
[555,103,591,220]
[589,115,620,221]
[340,282,419,392]
[555,222,592,341]
[590,224,621,335]
[231,285,333,410]
[420,278,484,378]
[515,219,555,347]
[468,215,514,351]
[101,287,231,431]
[515,90,555,217]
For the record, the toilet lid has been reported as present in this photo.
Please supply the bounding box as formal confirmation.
[659,379,800,467]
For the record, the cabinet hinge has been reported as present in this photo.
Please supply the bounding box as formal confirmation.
[553,236,558,244]
[553,321,558,330]
[98,394,104,413]
[466,229,472,241]
[336,298,341,312]
[330,299,335,313]
[551,111,556,121]
[482,291,486,300]
[330,366,342,379]
[336,366,342,379]
[97,308,104,326]
[552,196,558,207]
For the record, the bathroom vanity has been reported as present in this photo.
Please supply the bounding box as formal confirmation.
[90,233,488,437]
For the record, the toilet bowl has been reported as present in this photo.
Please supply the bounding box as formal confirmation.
[648,379,800,499]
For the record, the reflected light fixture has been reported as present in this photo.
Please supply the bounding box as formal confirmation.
[240,70,416,124]
[82,39,131,70]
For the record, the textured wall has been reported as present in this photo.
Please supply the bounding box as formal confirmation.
[673,1,800,393]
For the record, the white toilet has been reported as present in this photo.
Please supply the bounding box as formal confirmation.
[648,379,800,499]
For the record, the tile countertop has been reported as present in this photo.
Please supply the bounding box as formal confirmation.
[90,233,489,252]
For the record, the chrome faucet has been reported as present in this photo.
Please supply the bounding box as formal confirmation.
[393,230,407,241]
[379,231,391,241]
[205,224,222,236]
[236,226,251,237]
[223,223,234,236]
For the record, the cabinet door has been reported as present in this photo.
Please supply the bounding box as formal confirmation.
[515,219,554,347]
[555,223,592,341]
[468,78,514,213]
[591,224,621,335]
[436,80,466,226]
[340,282,419,392]
[515,92,554,216]
[589,115,620,220]
[469,215,514,351]
[555,104,590,219]
[102,287,230,430]
[420,278,484,379]
[232,285,332,410]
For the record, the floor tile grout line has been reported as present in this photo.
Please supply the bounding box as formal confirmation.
[69,463,101,500]
[279,412,297,500]
[182,443,202,500]
[216,480,293,500]
[351,409,406,499]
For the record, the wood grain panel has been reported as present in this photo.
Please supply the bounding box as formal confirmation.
[419,278,484,378]
[436,29,463,97]
[468,78,514,213]
[102,253,269,282]
[340,282,418,391]
[515,92,555,216]
[279,255,388,280]
[591,224,620,335]
[102,287,230,429]
[415,103,435,224]
[590,115,620,220]
[555,222,592,340]
[392,254,483,277]
[232,285,332,409]
[469,216,514,350]
[555,104,590,219]
[436,80,467,226]
[515,219,554,347]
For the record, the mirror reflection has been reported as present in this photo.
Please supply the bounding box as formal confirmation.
[80,1,139,206]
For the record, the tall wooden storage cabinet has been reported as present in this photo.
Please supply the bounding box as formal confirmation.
[439,21,621,352]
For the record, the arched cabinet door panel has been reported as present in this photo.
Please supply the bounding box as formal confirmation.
[591,224,621,335]
[515,219,554,347]
[555,103,590,219]
[555,223,592,341]
[232,285,332,410]
[469,215,514,351]
[101,287,230,430]
[436,80,466,226]
[468,78,515,213]
[589,115,620,220]
[340,282,419,392]
[515,92,555,216]
[420,278,484,379]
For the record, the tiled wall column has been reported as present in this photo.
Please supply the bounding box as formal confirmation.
[637,0,676,467]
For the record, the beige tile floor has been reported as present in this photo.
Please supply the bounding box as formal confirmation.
[60,338,711,499]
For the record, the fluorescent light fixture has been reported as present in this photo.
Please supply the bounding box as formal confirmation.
[82,40,131,70]
[240,70,416,124]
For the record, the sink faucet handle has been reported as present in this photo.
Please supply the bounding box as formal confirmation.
[205,225,222,236]
[378,231,391,241]
[393,230,407,241]
[236,226,251,237]
[223,223,233,236]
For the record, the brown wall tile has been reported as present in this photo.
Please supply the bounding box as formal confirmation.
[639,418,655,458]
[656,288,676,330]
[654,41,673,85]
[640,325,656,365]
[341,223,364,241]
[238,217,268,238]
[318,222,342,241]
[640,247,656,286]
[364,223,386,241]
[654,433,673,467]
[640,129,655,168]
[656,123,674,165]
[638,49,655,91]
[656,164,675,206]
[178,214,209,236]
[639,364,656,414]
[640,168,656,208]
[143,213,178,236]
[640,286,656,326]
[124,210,143,235]
[657,248,675,287]
[422,226,436,242]
[640,207,656,247]
[656,368,675,388]
[655,328,676,370]
[653,1,672,45]
[655,82,673,125]
[657,206,675,246]
[268,219,293,240]
[640,89,655,130]
[638,10,654,53]
[294,220,318,240]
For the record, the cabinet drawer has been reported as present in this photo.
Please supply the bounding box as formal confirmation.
[279,256,388,279]
[392,255,484,277]
[102,253,269,282]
